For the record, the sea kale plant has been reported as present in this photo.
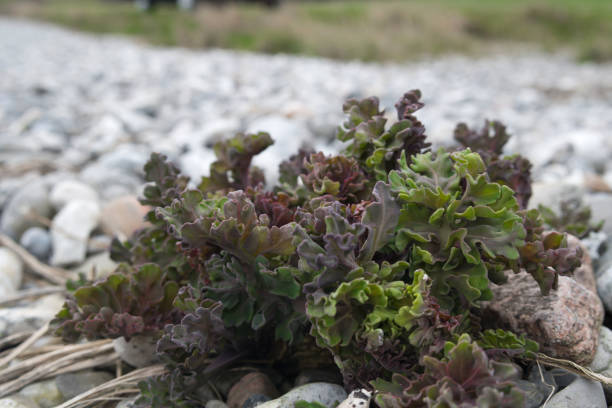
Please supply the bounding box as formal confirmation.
[53,90,583,407]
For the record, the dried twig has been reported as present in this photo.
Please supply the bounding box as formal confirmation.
[0,330,34,351]
[535,353,612,386]
[0,341,115,397]
[0,285,66,307]
[0,339,112,384]
[56,365,167,408]
[0,321,49,369]
[0,233,70,284]
[41,352,119,379]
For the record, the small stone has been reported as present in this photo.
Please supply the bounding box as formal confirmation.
[55,370,113,400]
[584,174,612,193]
[0,179,51,240]
[100,195,149,239]
[337,389,372,408]
[70,252,117,280]
[294,369,343,387]
[19,227,52,261]
[49,180,99,211]
[0,247,23,290]
[18,379,63,408]
[205,401,229,408]
[242,394,271,408]
[112,335,159,368]
[545,377,606,408]
[0,396,39,408]
[50,200,100,266]
[580,231,608,268]
[256,383,347,408]
[227,372,279,408]
[483,272,603,365]
[115,397,137,408]
[87,234,112,254]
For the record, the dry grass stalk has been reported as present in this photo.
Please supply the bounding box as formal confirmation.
[41,352,119,380]
[0,339,111,384]
[0,341,114,397]
[0,330,34,350]
[0,285,66,307]
[536,353,612,386]
[0,321,49,369]
[0,233,70,284]
[57,365,167,408]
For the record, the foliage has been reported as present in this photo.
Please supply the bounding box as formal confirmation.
[454,120,532,209]
[53,90,581,407]
[538,197,604,239]
[373,334,525,408]
[54,264,180,341]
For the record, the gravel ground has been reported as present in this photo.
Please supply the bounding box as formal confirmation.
[1,17,612,187]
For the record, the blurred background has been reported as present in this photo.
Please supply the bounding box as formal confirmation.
[1,0,611,61]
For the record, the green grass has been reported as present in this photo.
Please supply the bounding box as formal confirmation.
[1,0,611,62]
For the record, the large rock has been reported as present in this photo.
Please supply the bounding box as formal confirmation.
[0,179,51,240]
[483,272,603,365]
[100,195,149,239]
[50,200,100,266]
[49,180,99,211]
[544,377,606,408]
[256,383,347,408]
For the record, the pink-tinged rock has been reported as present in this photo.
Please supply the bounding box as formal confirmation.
[226,372,279,408]
[100,195,149,239]
[566,234,596,293]
[484,271,603,365]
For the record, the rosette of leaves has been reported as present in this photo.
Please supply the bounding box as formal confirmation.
[513,209,582,294]
[111,153,198,283]
[389,148,526,310]
[538,197,604,239]
[454,121,532,209]
[337,90,430,180]
[54,263,180,342]
[199,131,273,193]
[373,334,525,408]
[300,152,368,203]
[157,188,307,344]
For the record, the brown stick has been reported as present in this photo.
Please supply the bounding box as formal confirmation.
[0,286,66,307]
[0,233,70,284]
